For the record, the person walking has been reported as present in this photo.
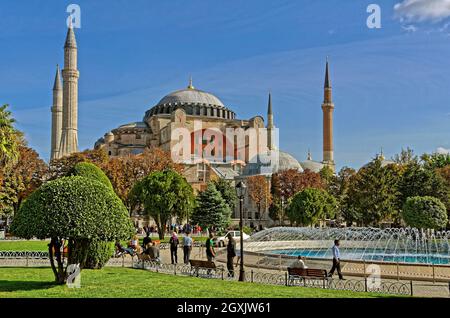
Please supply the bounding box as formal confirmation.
[169,231,179,264]
[328,239,344,279]
[183,231,193,264]
[205,232,216,262]
[226,233,236,278]
[205,232,216,276]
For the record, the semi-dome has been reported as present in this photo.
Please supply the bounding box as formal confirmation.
[277,151,304,172]
[144,80,236,121]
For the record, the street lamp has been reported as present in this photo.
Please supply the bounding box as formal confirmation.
[235,181,247,282]
[280,196,285,226]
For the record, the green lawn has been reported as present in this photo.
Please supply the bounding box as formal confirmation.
[0,267,393,298]
[0,240,50,251]
[0,236,208,252]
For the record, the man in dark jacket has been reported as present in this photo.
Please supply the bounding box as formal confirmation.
[226,233,236,278]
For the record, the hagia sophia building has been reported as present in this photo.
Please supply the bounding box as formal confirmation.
[50,26,335,227]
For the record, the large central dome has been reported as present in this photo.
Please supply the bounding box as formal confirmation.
[157,88,225,107]
[144,80,236,121]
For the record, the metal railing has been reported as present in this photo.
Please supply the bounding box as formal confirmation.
[133,259,413,296]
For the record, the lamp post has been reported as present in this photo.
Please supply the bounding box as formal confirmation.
[280,196,285,226]
[235,181,247,282]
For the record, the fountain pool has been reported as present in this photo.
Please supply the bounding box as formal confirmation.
[246,227,450,265]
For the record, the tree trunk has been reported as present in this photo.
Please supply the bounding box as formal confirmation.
[50,237,66,284]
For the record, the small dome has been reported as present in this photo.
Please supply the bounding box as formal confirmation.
[276,151,304,172]
[300,160,324,173]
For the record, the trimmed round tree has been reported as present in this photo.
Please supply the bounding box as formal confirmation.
[402,196,448,230]
[191,182,232,232]
[70,162,116,269]
[286,187,337,226]
[11,176,134,283]
[131,169,194,239]
[70,162,113,190]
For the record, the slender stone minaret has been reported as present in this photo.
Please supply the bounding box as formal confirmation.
[59,24,79,157]
[267,92,274,150]
[50,65,63,161]
[322,58,335,172]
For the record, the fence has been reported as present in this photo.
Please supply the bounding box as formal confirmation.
[133,260,413,296]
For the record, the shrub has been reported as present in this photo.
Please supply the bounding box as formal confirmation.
[70,162,113,190]
[83,240,115,269]
[402,196,448,230]
[69,162,116,269]
[11,176,134,283]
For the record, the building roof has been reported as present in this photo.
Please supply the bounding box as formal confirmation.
[157,88,225,108]
[144,81,236,121]
[211,166,240,180]
[118,121,148,129]
[300,159,324,173]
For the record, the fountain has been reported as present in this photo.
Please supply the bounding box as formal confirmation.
[246,227,450,265]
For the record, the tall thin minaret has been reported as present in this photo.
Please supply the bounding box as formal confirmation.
[50,65,63,160]
[59,24,79,157]
[267,92,274,150]
[322,58,335,172]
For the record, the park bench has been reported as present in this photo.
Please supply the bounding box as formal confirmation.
[189,259,217,278]
[287,267,328,287]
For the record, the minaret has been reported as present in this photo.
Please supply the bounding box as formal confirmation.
[50,65,63,161]
[322,58,335,172]
[267,92,274,150]
[59,24,79,157]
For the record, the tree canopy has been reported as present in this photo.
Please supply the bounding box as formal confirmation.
[11,176,133,283]
[402,196,448,230]
[70,162,113,190]
[191,182,232,231]
[286,187,336,226]
[131,169,194,239]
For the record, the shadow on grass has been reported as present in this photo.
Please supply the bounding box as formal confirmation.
[0,280,57,292]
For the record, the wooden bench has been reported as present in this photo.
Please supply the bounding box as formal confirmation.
[287,267,328,287]
[189,259,217,277]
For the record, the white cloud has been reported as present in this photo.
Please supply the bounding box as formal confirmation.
[436,147,450,154]
[394,0,450,22]
[402,24,418,32]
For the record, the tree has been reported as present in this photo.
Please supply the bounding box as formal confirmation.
[0,145,48,219]
[271,169,323,200]
[397,161,449,212]
[104,148,182,213]
[70,162,113,190]
[191,182,231,231]
[10,176,134,283]
[0,104,20,169]
[392,147,418,165]
[421,152,450,170]
[131,169,194,239]
[212,178,237,213]
[345,158,400,226]
[48,148,109,180]
[402,196,448,230]
[69,162,116,269]
[247,175,272,222]
[328,167,356,224]
[286,188,336,226]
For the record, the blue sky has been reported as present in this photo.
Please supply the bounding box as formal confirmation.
[1,0,450,169]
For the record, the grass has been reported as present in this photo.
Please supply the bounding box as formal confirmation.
[0,236,208,252]
[0,267,393,298]
[0,240,49,251]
